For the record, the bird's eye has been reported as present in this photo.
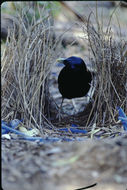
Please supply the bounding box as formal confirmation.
[71,65,75,69]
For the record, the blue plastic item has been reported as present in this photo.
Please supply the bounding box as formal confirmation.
[59,127,88,134]
[117,107,127,131]
[2,119,22,134]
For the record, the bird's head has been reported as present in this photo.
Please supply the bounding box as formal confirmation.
[57,56,87,70]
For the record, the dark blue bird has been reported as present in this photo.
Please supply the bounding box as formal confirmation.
[58,56,92,99]
[57,56,92,120]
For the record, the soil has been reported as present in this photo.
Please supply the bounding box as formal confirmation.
[2,135,127,190]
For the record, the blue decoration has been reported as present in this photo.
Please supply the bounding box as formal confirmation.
[9,119,22,128]
[2,119,86,142]
[71,124,78,127]
[117,107,127,131]
[2,119,22,134]
[59,127,88,134]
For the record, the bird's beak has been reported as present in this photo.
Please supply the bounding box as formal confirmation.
[56,58,66,63]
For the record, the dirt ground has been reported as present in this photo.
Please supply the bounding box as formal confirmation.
[2,2,127,190]
[2,135,127,190]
